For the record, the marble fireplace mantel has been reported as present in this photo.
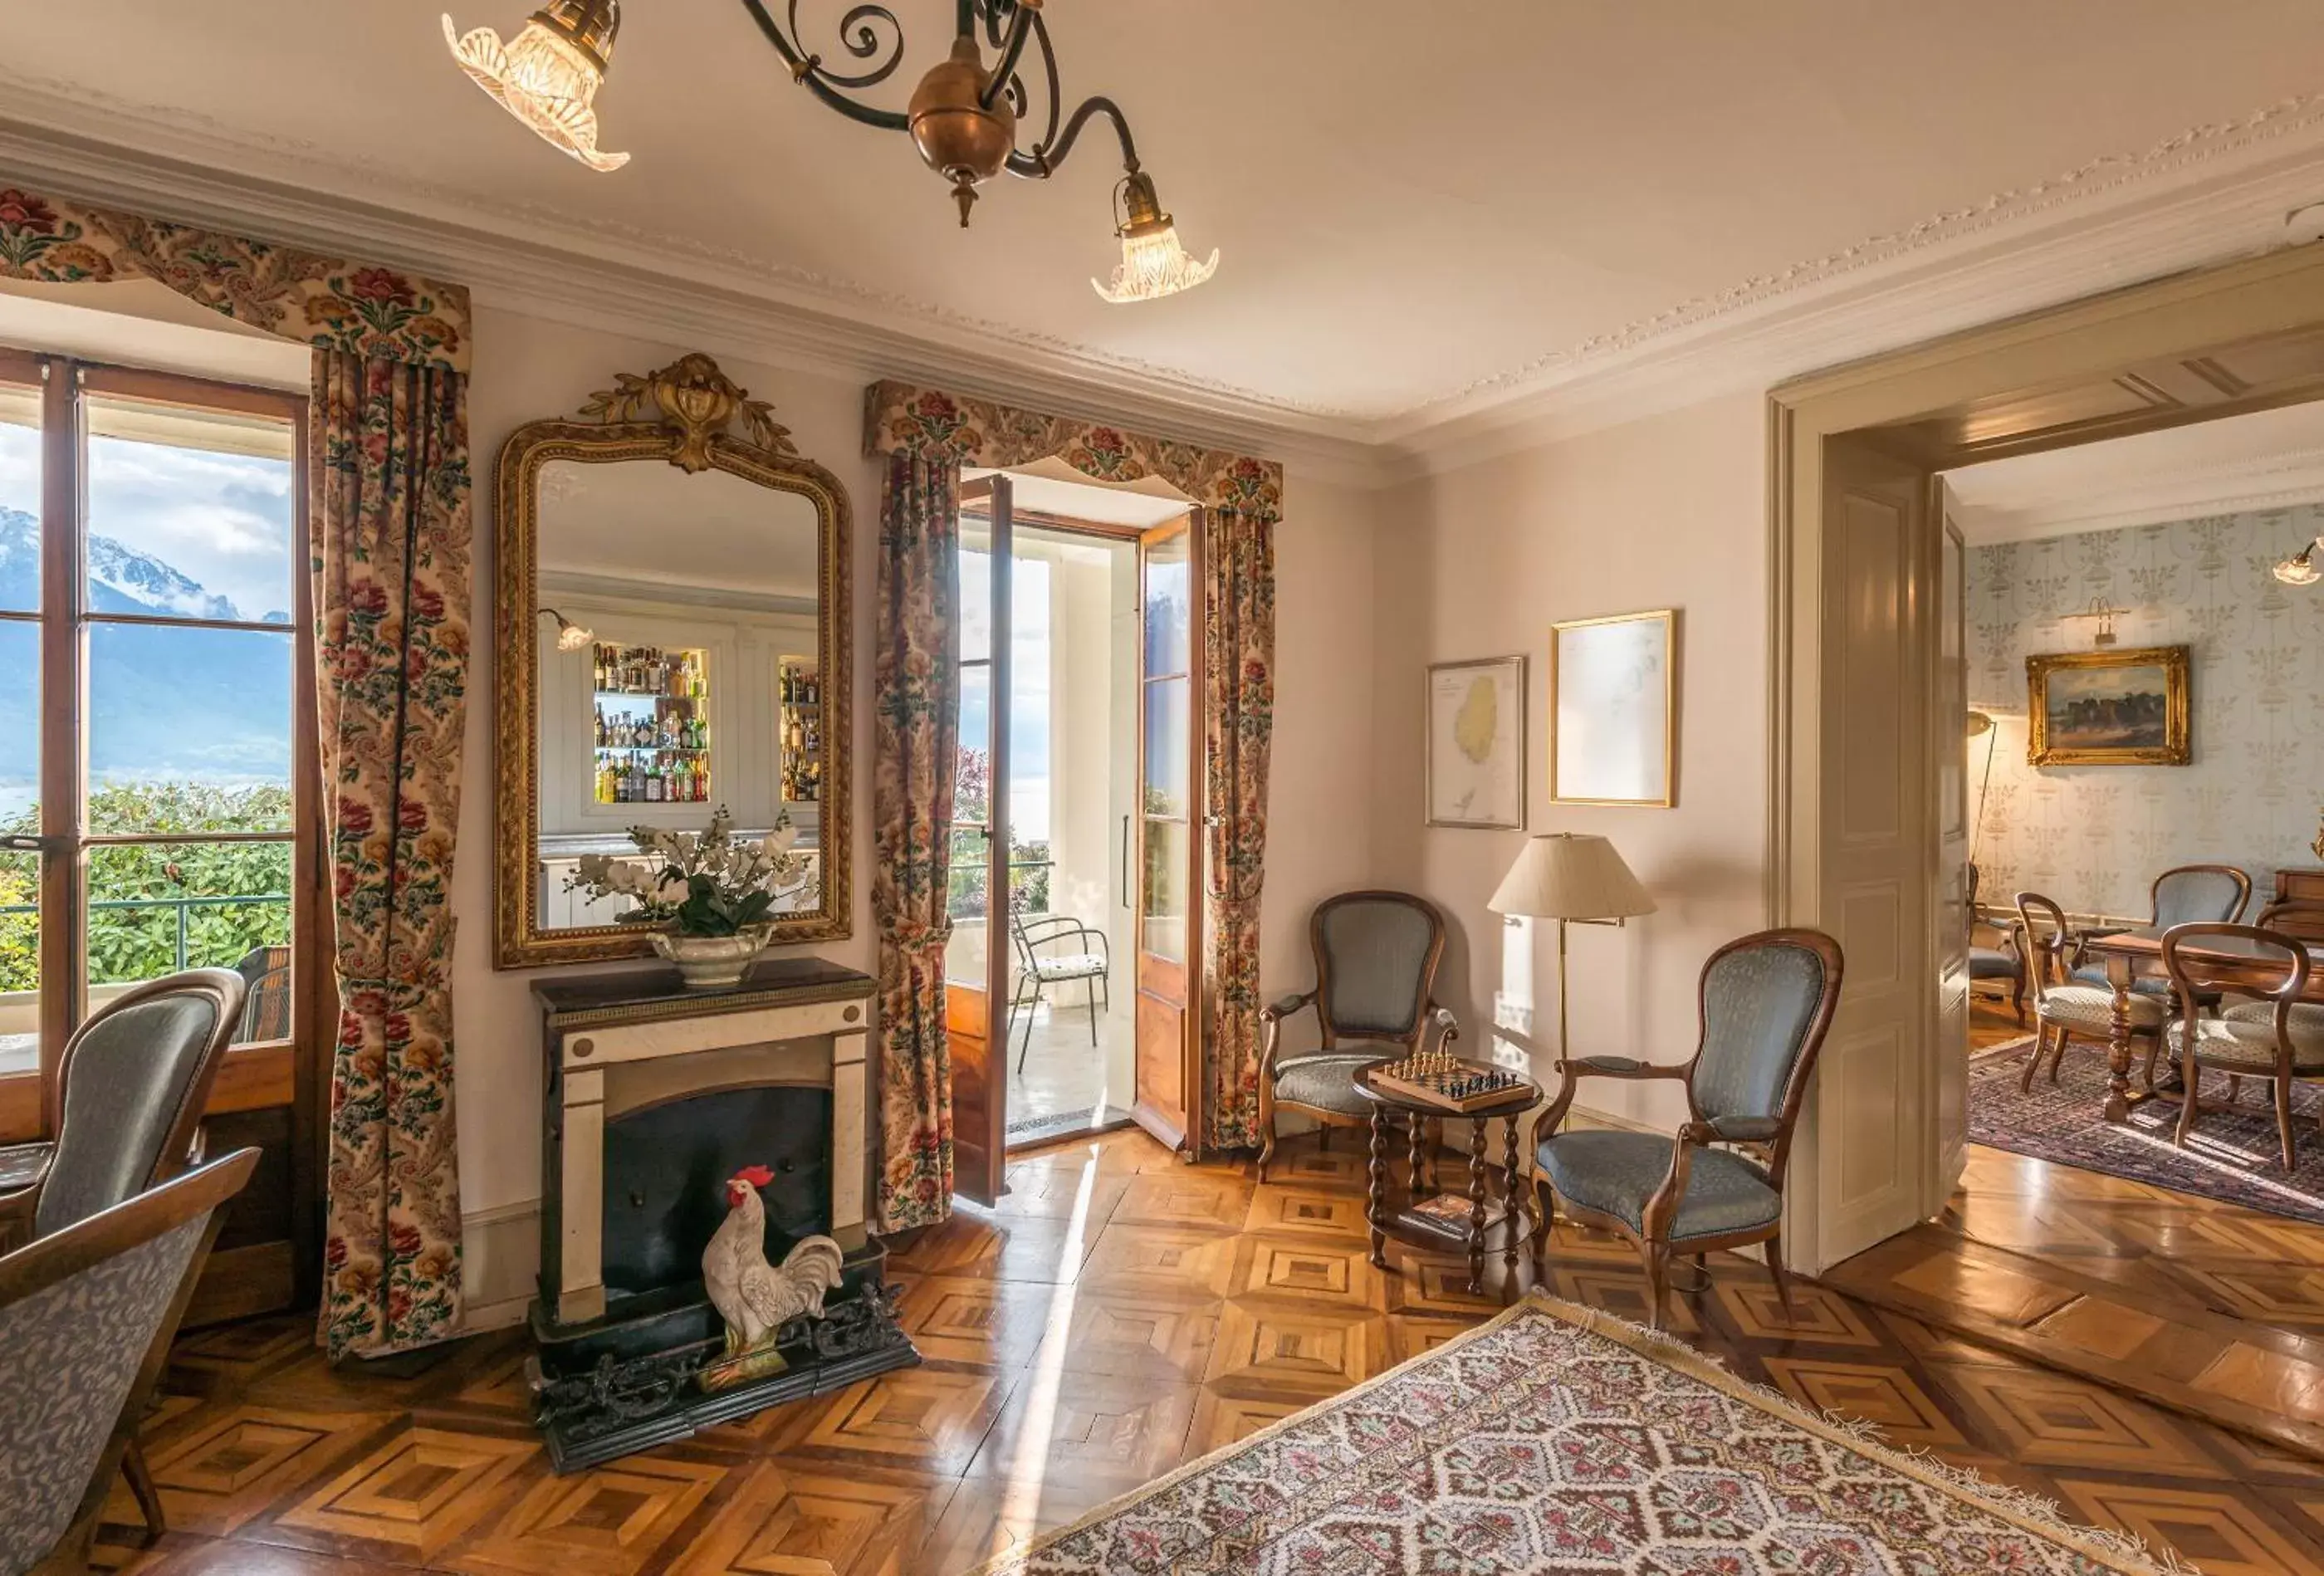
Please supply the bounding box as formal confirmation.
[531,957,873,1327]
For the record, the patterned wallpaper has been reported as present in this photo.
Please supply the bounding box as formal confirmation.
[1967,505,2324,921]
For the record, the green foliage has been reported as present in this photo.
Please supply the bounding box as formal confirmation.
[0,782,294,994]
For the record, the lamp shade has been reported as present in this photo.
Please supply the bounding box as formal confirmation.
[1488,833,1656,921]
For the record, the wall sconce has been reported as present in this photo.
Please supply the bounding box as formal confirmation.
[2059,598,2128,648]
[541,607,595,651]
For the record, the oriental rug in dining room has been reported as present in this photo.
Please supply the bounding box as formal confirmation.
[966,1291,2171,1575]
[1970,1035,2324,1226]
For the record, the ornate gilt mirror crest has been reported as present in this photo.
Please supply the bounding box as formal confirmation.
[495,354,851,968]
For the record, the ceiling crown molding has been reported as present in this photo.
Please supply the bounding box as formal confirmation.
[8,68,2324,492]
[0,88,1392,487]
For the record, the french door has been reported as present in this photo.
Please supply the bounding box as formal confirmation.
[1132,513,1205,1153]
[0,346,323,1319]
[944,485,1206,1198]
[949,475,1012,1204]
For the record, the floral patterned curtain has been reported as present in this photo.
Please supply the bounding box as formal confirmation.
[865,382,1281,1160]
[871,449,961,1231]
[1203,509,1276,1150]
[311,352,472,1355]
[2,181,473,1355]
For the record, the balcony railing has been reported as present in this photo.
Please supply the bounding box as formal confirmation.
[0,892,291,977]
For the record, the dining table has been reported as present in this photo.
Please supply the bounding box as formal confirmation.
[2078,924,2324,1122]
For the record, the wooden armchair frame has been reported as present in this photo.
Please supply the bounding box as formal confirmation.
[1531,927,1843,1329]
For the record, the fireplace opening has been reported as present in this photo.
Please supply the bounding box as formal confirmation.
[601,1084,833,1297]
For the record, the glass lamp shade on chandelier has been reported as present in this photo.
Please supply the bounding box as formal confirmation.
[2275,535,2324,586]
[441,0,1221,303]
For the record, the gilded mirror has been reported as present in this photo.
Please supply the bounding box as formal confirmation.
[494,355,851,967]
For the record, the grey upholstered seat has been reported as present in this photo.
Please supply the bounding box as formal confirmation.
[37,989,228,1239]
[2169,1016,2324,1071]
[1272,1047,1400,1114]
[1538,1129,1779,1241]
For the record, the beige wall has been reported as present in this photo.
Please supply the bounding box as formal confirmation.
[1367,394,1769,1132]
[453,301,1382,1311]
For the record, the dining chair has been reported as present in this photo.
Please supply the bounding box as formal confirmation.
[0,1148,257,1576]
[1530,928,1844,1331]
[1256,891,1457,1183]
[2075,864,2253,998]
[2013,892,2169,1094]
[1966,864,2025,1025]
[0,967,246,1549]
[2163,923,2324,1172]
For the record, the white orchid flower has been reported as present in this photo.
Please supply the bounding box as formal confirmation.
[653,873,691,905]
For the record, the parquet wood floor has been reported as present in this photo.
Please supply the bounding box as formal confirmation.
[1825,1000,2324,1462]
[78,1122,2324,1576]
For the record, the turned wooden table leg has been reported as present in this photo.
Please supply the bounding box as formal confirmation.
[1367,1104,1389,1269]
[2104,953,2135,1123]
[1502,1113,1524,1275]
[1407,1110,1428,1208]
[1467,1117,1488,1294]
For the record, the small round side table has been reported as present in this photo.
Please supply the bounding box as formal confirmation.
[1353,1064,1543,1294]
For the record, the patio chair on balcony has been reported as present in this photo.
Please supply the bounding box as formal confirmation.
[1006,910,1112,1071]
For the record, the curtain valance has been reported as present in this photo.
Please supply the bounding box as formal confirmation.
[863,379,1281,519]
[0,184,470,374]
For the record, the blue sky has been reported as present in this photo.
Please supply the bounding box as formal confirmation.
[959,551,1053,841]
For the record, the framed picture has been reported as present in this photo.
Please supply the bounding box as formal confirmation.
[1426,655,1526,829]
[1550,609,1677,807]
[2025,644,2189,766]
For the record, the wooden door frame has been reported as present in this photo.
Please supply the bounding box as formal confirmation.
[1769,242,2324,1272]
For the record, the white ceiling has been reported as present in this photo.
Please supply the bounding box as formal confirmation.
[9,3,2324,465]
[1945,401,2324,543]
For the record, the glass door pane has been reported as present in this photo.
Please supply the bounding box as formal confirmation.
[79,391,296,1046]
[1132,516,1199,1147]
[0,369,40,1084]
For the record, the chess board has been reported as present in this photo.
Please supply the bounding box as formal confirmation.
[1367,1052,1532,1113]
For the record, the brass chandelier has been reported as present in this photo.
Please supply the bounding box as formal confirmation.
[442,0,1219,303]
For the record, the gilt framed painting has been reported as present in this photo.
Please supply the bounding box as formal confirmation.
[1549,609,1677,808]
[2025,644,2189,766]
[1426,655,1526,828]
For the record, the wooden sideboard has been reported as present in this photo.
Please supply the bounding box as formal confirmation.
[2269,868,2324,942]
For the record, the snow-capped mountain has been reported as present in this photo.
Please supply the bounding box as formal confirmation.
[0,505,291,790]
[0,505,244,619]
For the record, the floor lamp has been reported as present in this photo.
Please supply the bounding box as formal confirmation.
[1488,833,1656,1069]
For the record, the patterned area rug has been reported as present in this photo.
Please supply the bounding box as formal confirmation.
[1969,1036,2324,1226]
[966,1293,2170,1574]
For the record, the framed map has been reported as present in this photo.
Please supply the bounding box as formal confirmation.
[1426,655,1526,829]
[1550,608,1677,807]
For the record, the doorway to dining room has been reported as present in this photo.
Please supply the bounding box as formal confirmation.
[1812,386,2324,1432]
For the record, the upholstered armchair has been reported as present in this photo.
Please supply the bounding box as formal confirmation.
[2013,891,2170,1093]
[0,967,244,1549]
[0,1148,256,1575]
[1530,928,1843,1330]
[1257,892,1457,1182]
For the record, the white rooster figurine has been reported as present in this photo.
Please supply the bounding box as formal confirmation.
[702,1164,846,1355]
